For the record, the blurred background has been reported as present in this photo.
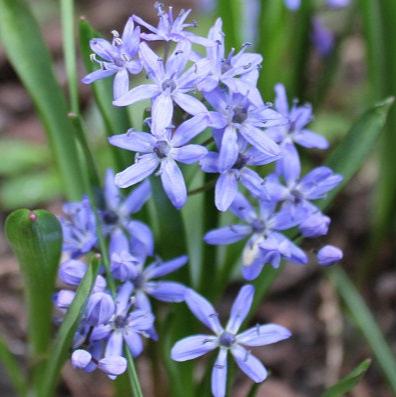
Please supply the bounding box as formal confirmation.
[0,0,395,396]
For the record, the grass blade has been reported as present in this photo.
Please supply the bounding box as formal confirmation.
[0,336,28,397]
[217,0,241,51]
[39,256,100,397]
[125,349,144,397]
[61,0,79,113]
[321,358,371,397]
[327,268,396,393]
[320,97,394,211]
[5,209,62,389]
[0,0,85,201]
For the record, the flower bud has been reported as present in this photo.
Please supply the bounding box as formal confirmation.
[317,245,343,266]
[59,259,87,286]
[300,212,330,237]
[71,349,92,369]
[98,356,127,379]
[85,292,115,325]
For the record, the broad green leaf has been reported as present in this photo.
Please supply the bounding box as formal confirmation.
[0,335,28,397]
[328,268,396,393]
[320,97,394,210]
[0,171,62,210]
[39,256,100,397]
[0,0,85,201]
[79,18,131,171]
[321,358,371,397]
[0,140,50,176]
[5,209,62,388]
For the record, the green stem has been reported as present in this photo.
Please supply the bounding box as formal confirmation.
[61,0,78,113]
[125,349,144,397]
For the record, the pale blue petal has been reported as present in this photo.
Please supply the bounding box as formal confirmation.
[226,285,254,334]
[144,255,188,279]
[173,92,207,115]
[204,225,251,245]
[231,345,268,382]
[237,324,291,346]
[218,125,239,173]
[171,334,218,361]
[145,281,186,302]
[113,84,160,107]
[211,348,228,397]
[152,93,174,134]
[215,172,238,211]
[172,145,208,164]
[82,68,116,84]
[109,131,155,153]
[113,69,130,100]
[172,114,209,146]
[160,158,187,209]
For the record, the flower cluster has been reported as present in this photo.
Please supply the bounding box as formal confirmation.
[55,4,343,396]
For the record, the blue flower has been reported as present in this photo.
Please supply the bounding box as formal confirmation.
[284,0,301,11]
[201,146,277,211]
[267,83,329,178]
[204,193,307,280]
[82,17,142,99]
[102,169,153,258]
[171,286,291,397]
[61,197,97,258]
[133,2,214,46]
[265,165,343,236]
[113,41,210,132]
[198,18,263,105]
[109,117,208,208]
[205,89,282,173]
[90,282,155,358]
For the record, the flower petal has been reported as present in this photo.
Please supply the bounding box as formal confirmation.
[109,131,155,153]
[237,324,291,346]
[231,345,268,383]
[160,158,187,209]
[274,83,289,116]
[144,255,188,279]
[105,331,124,357]
[120,179,151,215]
[185,289,223,334]
[98,356,127,378]
[124,330,144,357]
[215,172,238,212]
[171,145,208,164]
[82,68,116,84]
[152,93,174,134]
[204,225,251,245]
[173,92,207,115]
[218,125,239,172]
[113,84,160,107]
[226,285,254,334]
[171,334,218,361]
[113,69,130,99]
[211,348,228,397]
[172,114,209,147]
[115,154,159,188]
[239,125,280,157]
[294,129,329,149]
[145,281,186,302]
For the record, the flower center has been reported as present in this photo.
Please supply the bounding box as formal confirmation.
[114,315,127,329]
[132,274,145,290]
[251,219,266,233]
[219,331,235,347]
[161,79,176,92]
[234,153,248,169]
[290,188,303,204]
[153,140,170,159]
[102,210,119,225]
[232,106,248,124]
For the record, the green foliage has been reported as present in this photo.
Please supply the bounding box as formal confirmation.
[321,359,371,397]
[5,209,62,392]
[0,0,85,200]
[328,268,396,394]
[0,336,28,397]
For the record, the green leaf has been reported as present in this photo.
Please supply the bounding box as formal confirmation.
[321,358,371,397]
[5,209,62,388]
[0,335,28,397]
[320,97,394,210]
[217,0,241,52]
[39,256,100,397]
[0,171,62,210]
[328,267,396,393]
[61,0,79,113]
[79,18,131,171]
[0,140,50,176]
[0,0,85,200]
